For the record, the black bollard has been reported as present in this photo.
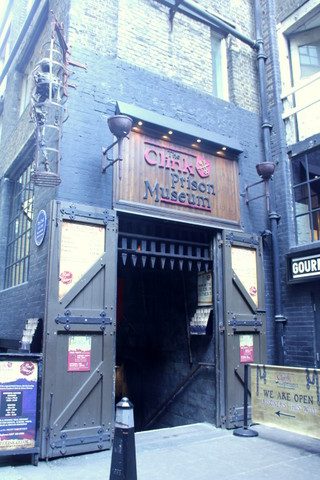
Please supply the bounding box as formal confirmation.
[109,397,137,480]
[233,364,258,437]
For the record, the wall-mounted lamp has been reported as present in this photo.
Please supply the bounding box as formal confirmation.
[102,114,133,172]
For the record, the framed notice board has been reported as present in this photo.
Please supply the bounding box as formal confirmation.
[0,353,42,465]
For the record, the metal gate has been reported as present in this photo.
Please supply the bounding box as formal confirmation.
[40,201,118,459]
[221,230,266,428]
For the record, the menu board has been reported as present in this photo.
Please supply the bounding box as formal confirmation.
[59,221,105,299]
[231,246,258,306]
[0,360,38,451]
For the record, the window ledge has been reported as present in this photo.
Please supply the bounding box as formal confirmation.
[288,242,320,257]
[0,281,28,293]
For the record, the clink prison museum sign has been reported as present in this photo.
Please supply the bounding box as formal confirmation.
[114,132,240,225]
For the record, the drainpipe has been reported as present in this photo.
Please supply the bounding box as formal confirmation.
[254,0,286,365]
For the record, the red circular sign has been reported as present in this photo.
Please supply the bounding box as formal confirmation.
[59,271,73,284]
[249,286,257,296]
[20,361,35,376]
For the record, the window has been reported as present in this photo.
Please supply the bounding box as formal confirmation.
[4,162,34,288]
[278,6,320,144]
[211,31,228,100]
[19,60,34,116]
[298,41,320,77]
[291,149,320,244]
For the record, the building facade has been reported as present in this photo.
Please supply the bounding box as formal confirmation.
[0,0,318,459]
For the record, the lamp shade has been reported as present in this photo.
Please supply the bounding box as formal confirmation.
[256,162,275,180]
[107,115,133,139]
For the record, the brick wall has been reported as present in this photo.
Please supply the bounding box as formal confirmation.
[67,0,259,112]
[0,0,271,340]
[0,0,61,341]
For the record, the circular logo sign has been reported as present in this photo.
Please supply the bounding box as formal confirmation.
[59,271,73,284]
[20,361,35,376]
[249,286,257,296]
[34,210,47,246]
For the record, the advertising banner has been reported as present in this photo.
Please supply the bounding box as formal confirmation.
[0,359,38,451]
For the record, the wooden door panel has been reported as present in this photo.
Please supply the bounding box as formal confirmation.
[40,202,117,459]
[222,230,266,428]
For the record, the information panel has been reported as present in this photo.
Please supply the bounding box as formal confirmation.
[0,359,38,451]
[251,364,320,440]
[231,246,258,306]
[59,221,105,299]
[197,271,212,306]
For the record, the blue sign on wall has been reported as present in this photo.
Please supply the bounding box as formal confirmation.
[34,210,47,247]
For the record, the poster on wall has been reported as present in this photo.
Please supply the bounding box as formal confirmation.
[59,222,105,299]
[68,336,92,372]
[0,359,38,451]
[197,271,212,306]
[231,246,258,306]
[239,335,254,363]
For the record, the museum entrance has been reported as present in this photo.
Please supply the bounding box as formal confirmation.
[116,215,216,431]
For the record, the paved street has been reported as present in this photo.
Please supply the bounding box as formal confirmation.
[0,423,319,480]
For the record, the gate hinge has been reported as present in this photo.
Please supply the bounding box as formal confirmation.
[219,325,225,333]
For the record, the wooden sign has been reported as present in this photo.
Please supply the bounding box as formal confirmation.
[114,132,240,226]
[251,364,320,440]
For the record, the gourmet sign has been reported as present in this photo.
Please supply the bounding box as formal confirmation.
[114,133,240,224]
[289,252,320,282]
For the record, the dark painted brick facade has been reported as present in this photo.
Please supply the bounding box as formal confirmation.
[0,0,318,433]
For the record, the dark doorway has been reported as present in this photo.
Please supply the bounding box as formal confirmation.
[116,216,216,431]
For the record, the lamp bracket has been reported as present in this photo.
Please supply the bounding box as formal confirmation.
[102,137,128,172]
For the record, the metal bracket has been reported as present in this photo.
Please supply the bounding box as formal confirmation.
[169,1,185,31]
[228,318,262,328]
[55,316,112,331]
[60,205,110,224]
[241,178,265,205]
[51,432,110,449]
